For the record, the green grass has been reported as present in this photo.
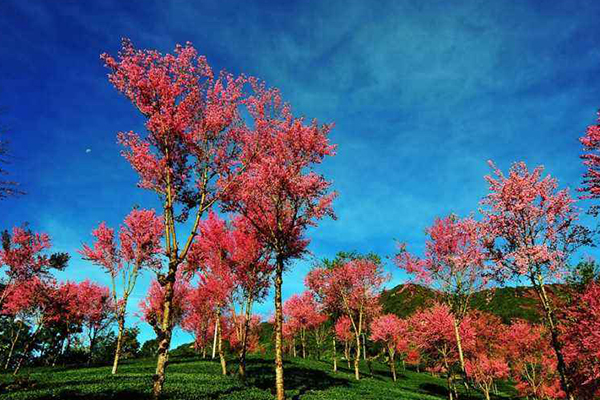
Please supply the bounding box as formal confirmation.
[0,354,517,400]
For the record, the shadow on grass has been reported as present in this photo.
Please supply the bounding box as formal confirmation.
[243,358,349,399]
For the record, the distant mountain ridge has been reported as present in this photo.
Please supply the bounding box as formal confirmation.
[379,283,567,324]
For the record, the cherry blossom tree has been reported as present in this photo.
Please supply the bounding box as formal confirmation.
[481,161,590,400]
[221,84,335,399]
[1,227,68,305]
[307,259,386,380]
[1,278,58,375]
[396,214,488,375]
[223,215,271,377]
[77,280,115,365]
[409,304,475,400]
[101,38,264,399]
[335,316,353,369]
[80,208,163,374]
[370,314,407,381]
[561,282,600,398]
[579,110,600,199]
[283,291,325,359]
[181,284,216,358]
[464,312,509,400]
[503,321,563,400]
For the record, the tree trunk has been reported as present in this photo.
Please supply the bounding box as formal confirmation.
[212,317,218,359]
[345,341,350,368]
[238,295,253,378]
[112,312,126,375]
[453,319,466,373]
[534,279,575,400]
[354,333,361,380]
[389,349,397,382]
[292,337,297,357]
[274,256,285,400]
[4,321,22,370]
[152,269,176,400]
[332,336,337,372]
[301,328,306,359]
[362,333,367,361]
[217,311,227,375]
[88,330,97,366]
[13,324,41,376]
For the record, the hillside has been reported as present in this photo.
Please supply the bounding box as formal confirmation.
[0,354,517,400]
[380,283,567,324]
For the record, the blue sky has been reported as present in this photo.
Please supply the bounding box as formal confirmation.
[1,0,600,347]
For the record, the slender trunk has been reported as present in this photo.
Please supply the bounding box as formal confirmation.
[345,341,350,368]
[453,319,466,373]
[484,389,490,400]
[238,295,253,378]
[217,310,227,375]
[14,324,41,376]
[152,268,176,400]
[274,256,285,400]
[301,328,306,359]
[112,312,126,375]
[354,333,361,380]
[292,338,297,357]
[389,349,397,382]
[88,329,97,366]
[212,317,218,359]
[52,337,65,367]
[362,333,367,361]
[534,279,574,400]
[332,336,337,372]
[4,321,23,370]
[202,346,207,359]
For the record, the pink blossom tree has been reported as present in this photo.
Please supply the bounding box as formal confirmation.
[396,214,488,375]
[503,321,563,400]
[101,38,264,399]
[370,313,407,381]
[1,278,58,375]
[80,208,163,374]
[77,280,115,365]
[561,282,600,398]
[409,303,476,400]
[1,227,68,305]
[181,284,217,358]
[481,161,590,400]
[579,110,600,199]
[335,316,354,369]
[283,291,325,359]
[307,259,386,380]
[221,84,336,399]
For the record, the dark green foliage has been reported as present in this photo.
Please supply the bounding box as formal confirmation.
[139,338,159,358]
[0,354,517,399]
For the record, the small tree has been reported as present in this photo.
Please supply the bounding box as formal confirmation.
[283,291,326,359]
[396,214,488,375]
[80,208,163,374]
[561,282,600,398]
[370,314,407,381]
[1,227,68,305]
[77,280,115,365]
[308,259,387,380]
[409,304,475,400]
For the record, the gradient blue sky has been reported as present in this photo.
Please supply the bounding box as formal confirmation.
[2,0,600,347]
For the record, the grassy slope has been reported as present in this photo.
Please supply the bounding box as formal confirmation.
[0,354,517,400]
